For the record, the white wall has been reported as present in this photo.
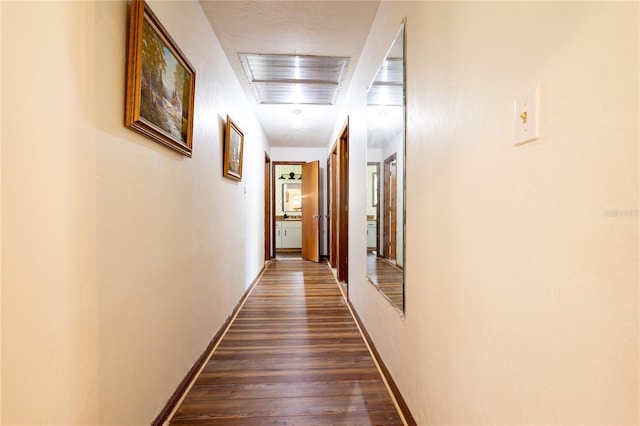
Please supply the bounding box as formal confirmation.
[0,2,3,419]
[331,2,639,424]
[1,1,269,424]
[271,147,328,255]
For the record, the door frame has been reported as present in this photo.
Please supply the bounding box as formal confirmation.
[367,161,381,255]
[264,152,272,261]
[328,150,337,268]
[336,119,349,283]
[272,161,305,257]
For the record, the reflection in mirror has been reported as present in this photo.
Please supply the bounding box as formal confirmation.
[366,22,405,312]
[283,183,302,212]
[275,164,303,220]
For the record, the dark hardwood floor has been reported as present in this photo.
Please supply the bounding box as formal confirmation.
[366,255,403,309]
[170,259,404,425]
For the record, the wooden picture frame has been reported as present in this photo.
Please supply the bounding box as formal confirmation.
[223,116,245,181]
[125,0,196,157]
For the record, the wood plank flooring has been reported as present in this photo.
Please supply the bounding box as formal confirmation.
[170,259,404,425]
[366,255,403,309]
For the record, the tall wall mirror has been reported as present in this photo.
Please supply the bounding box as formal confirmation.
[366,21,406,312]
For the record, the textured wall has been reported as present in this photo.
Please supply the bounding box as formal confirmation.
[330,2,639,424]
[1,1,268,423]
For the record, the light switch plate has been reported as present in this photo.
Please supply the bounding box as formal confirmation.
[513,88,539,145]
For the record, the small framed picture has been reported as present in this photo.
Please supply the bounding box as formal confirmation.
[223,116,244,181]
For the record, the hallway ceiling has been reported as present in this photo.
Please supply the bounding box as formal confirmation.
[199,1,380,148]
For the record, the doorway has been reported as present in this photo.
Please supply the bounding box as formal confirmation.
[367,162,380,256]
[272,161,321,261]
[327,119,349,285]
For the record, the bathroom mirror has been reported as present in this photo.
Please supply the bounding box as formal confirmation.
[283,183,302,212]
[366,22,405,312]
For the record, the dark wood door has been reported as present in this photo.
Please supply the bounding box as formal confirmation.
[264,153,271,261]
[328,152,337,268]
[383,153,397,260]
[337,123,349,283]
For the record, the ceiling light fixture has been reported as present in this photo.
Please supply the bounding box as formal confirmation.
[292,109,302,115]
[278,172,302,180]
[239,53,349,105]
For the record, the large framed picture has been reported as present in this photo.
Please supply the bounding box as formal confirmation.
[125,0,196,157]
[223,115,245,181]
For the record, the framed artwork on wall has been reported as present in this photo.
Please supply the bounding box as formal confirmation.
[125,0,196,157]
[223,115,245,181]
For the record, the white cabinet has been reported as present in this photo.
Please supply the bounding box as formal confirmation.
[367,220,377,249]
[275,222,283,249]
[276,220,302,249]
[282,220,302,248]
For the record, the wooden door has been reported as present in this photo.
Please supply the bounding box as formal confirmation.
[264,153,271,261]
[337,123,349,283]
[389,160,397,259]
[328,151,337,268]
[302,161,320,262]
[383,153,397,260]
